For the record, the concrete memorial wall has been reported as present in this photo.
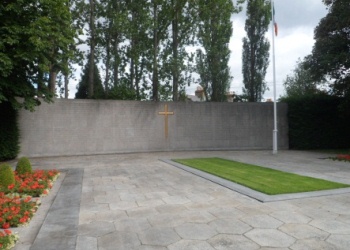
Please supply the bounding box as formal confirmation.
[18,99,288,157]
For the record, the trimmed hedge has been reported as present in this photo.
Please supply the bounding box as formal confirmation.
[0,102,20,161]
[282,94,350,149]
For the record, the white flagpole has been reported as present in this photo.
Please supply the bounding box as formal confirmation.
[271,0,278,154]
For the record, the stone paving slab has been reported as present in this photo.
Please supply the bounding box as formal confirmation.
[30,169,83,250]
[9,150,350,250]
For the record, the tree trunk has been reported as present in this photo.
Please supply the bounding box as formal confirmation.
[172,3,179,101]
[135,62,140,100]
[104,22,111,97]
[113,33,119,87]
[249,43,256,102]
[64,73,69,99]
[37,70,44,92]
[152,1,159,101]
[130,2,136,90]
[48,69,57,94]
[135,58,145,100]
[88,0,95,98]
[130,39,135,90]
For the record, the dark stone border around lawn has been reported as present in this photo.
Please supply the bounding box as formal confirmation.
[161,159,350,203]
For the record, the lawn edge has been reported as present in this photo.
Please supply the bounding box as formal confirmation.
[160,158,350,203]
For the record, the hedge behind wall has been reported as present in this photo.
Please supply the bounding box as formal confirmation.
[283,94,350,150]
[0,102,19,161]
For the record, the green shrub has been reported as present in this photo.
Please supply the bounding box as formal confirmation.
[0,163,15,187]
[0,102,20,161]
[16,157,32,175]
[282,94,350,149]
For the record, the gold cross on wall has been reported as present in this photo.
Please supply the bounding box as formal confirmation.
[158,104,174,138]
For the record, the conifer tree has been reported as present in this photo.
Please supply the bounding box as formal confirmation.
[75,57,104,99]
[196,0,241,102]
[242,0,271,102]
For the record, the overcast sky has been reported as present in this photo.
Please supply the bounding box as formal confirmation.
[224,0,328,101]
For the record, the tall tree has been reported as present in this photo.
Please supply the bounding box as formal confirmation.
[150,0,162,101]
[0,0,76,110]
[125,0,151,100]
[168,0,196,101]
[99,0,128,95]
[306,0,350,98]
[73,0,152,101]
[46,0,76,94]
[72,0,101,98]
[196,0,242,102]
[68,0,246,102]
[242,0,271,102]
[147,0,177,101]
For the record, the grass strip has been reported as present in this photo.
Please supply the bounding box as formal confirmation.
[173,158,350,195]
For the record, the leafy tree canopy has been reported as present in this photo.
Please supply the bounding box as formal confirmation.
[306,0,350,98]
[281,58,327,99]
[0,0,76,110]
[106,82,137,100]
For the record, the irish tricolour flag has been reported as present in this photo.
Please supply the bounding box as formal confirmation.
[273,3,278,36]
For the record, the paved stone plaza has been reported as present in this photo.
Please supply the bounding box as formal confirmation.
[11,150,350,250]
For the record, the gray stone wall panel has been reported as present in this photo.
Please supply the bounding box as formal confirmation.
[18,99,288,157]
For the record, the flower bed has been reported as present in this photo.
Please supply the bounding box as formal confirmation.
[0,169,59,249]
[0,230,18,250]
[330,154,350,162]
[3,170,60,197]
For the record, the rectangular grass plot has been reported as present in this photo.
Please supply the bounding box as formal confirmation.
[173,158,350,195]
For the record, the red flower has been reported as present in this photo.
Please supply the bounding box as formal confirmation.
[2,223,10,229]
[23,197,31,203]
[336,154,350,162]
[19,217,28,223]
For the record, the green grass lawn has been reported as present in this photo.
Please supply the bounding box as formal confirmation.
[173,158,350,195]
